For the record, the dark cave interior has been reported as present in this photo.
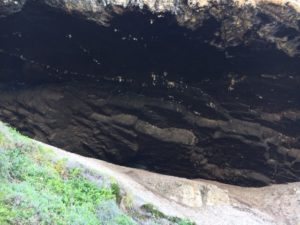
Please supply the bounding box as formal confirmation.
[0,1,300,187]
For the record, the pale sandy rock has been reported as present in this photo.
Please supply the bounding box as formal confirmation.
[48,142,298,225]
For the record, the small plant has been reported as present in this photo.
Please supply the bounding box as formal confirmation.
[141,204,196,225]
[141,204,165,218]
[111,181,121,203]
[69,167,81,177]
[0,201,14,225]
[53,158,67,176]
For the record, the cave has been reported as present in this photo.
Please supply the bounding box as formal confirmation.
[1,0,300,187]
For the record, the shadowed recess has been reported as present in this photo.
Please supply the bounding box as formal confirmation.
[0,1,300,187]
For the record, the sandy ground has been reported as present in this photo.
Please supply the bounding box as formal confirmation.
[40,143,300,225]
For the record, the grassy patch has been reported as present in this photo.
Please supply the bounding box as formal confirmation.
[0,124,136,225]
[0,122,195,225]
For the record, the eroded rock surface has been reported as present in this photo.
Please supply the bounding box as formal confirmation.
[0,80,299,186]
[1,0,300,56]
[0,0,26,16]
[0,0,300,186]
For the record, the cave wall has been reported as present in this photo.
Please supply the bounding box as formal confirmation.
[2,0,300,56]
[0,0,300,186]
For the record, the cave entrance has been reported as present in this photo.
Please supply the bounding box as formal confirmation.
[0,1,300,187]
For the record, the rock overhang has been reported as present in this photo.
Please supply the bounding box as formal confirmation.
[2,0,300,56]
[0,0,300,187]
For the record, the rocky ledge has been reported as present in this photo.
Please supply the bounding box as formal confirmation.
[1,0,300,56]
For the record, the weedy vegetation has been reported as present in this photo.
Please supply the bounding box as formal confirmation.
[0,122,195,225]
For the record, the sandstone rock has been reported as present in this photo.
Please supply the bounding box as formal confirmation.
[51,143,300,225]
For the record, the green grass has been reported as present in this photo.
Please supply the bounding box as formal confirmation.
[0,124,136,225]
[0,123,195,225]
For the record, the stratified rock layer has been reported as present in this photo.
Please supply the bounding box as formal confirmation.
[0,80,299,186]
[0,0,300,186]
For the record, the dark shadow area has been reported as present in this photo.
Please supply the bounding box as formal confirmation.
[0,1,300,186]
[1,2,300,84]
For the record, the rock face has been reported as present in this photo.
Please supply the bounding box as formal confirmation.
[0,0,300,186]
[46,0,300,56]
[1,0,300,56]
[1,80,300,187]
[0,0,26,16]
